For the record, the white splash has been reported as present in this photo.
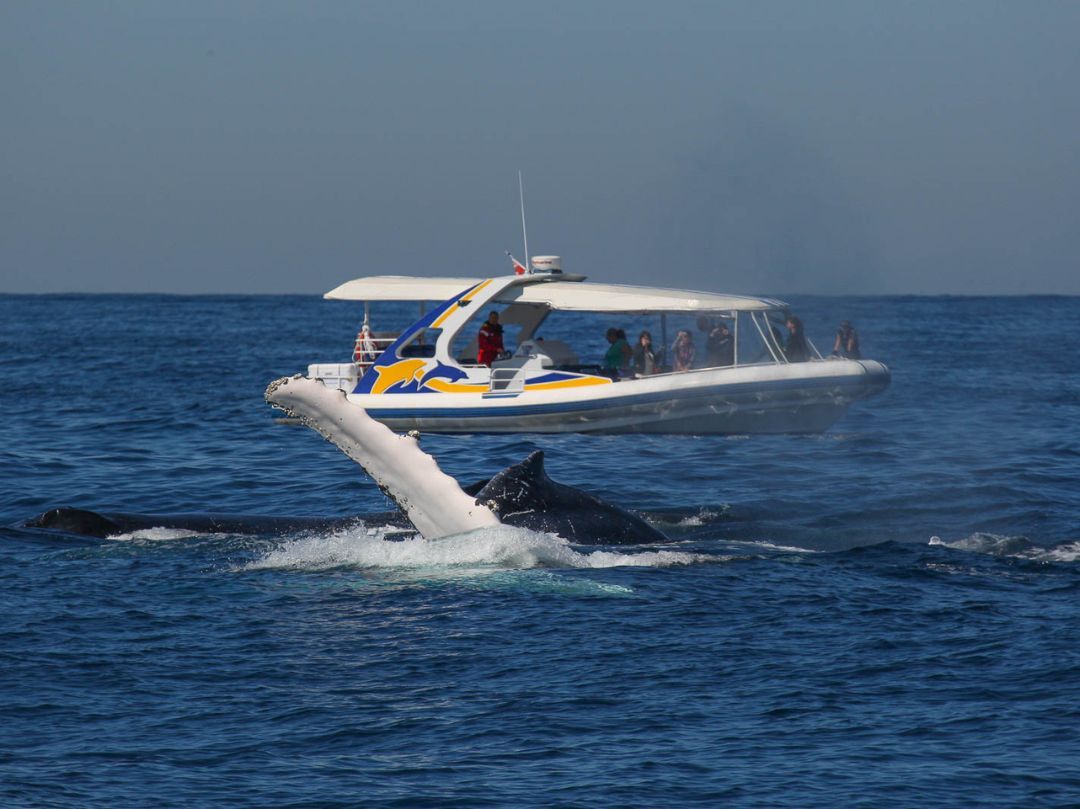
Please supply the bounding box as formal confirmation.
[929,533,1080,563]
[245,524,717,573]
[108,527,207,541]
[674,508,721,527]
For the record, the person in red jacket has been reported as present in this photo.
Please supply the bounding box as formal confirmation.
[477,311,504,366]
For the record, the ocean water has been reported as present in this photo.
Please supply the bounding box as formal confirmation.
[1,293,1078,807]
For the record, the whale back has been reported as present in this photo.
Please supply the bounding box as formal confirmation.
[473,451,668,545]
[26,507,123,538]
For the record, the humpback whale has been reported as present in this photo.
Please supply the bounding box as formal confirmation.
[21,377,667,545]
[264,375,668,544]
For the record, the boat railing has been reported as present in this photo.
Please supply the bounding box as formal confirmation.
[353,334,399,377]
[488,366,526,394]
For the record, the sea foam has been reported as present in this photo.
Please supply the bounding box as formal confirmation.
[245,524,717,573]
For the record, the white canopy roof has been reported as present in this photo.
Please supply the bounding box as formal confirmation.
[324,275,783,313]
[324,276,485,302]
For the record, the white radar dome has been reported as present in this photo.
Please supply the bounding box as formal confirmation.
[530,255,561,272]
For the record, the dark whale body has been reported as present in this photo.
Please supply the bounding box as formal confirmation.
[24,451,667,546]
[465,451,667,545]
[23,508,378,540]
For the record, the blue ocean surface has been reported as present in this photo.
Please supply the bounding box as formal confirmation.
[1,293,1078,807]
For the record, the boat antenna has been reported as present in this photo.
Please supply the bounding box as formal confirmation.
[518,170,530,274]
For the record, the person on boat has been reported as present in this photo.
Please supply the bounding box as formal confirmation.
[603,327,633,378]
[703,320,734,367]
[672,329,695,372]
[632,330,659,376]
[784,315,811,362]
[478,311,504,366]
[831,320,861,359]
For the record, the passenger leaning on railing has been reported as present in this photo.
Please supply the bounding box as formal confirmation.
[832,320,860,359]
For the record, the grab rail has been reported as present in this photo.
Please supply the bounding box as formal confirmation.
[489,366,525,393]
[353,335,398,376]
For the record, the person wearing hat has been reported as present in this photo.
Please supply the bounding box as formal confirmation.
[832,320,860,359]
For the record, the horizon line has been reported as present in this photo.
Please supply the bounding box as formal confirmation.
[2,290,1078,300]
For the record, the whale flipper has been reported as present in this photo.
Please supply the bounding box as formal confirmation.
[268,376,667,545]
[265,375,500,539]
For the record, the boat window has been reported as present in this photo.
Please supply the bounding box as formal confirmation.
[736,311,783,365]
[492,309,758,374]
[689,313,737,370]
[450,310,526,365]
[765,311,790,362]
[397,328,442,359]
[520,309,644,368]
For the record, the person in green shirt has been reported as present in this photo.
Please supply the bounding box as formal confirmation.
[603,327,633,378]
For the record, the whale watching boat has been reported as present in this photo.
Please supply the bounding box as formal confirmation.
[304,257,890,434]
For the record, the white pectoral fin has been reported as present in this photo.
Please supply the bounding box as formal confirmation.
[265,376,500,539]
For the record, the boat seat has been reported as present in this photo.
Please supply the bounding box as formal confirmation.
[530,339,578,365]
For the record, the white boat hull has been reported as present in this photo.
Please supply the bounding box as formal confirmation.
[344,359,890,435]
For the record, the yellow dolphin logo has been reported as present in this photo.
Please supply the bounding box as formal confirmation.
[370,359,429,394]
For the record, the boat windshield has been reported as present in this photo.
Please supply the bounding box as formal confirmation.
[449,307,533,365]
[447,305,821,374]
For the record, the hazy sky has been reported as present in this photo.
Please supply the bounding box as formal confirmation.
[3,2,1078,295]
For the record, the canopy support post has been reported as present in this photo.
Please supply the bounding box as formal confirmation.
[661,313,668,367]
[733,312,739,366]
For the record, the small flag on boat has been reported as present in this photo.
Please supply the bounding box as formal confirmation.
[506,251,527,275]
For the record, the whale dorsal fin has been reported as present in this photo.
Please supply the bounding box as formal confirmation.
[473,451,554,515]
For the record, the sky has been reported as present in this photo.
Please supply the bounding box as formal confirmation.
[2,1,1078,295]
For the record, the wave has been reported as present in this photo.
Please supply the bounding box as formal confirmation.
[245,524,718,573]
[673,509,722,527]
[929,533,1080,563]
[645,506,730,528]
[736,540,820,554]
